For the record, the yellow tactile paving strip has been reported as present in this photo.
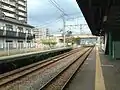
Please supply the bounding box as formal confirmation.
[95,47,106,90]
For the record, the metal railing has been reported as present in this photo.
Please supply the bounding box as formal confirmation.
[0,29,34,39]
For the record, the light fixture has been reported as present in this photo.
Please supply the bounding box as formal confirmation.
[103,16,107,22]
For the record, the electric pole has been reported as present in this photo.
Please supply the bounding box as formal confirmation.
[80,24,82,34]
[62,15,66,47]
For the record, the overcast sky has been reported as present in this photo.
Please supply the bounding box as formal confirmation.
[27,0,91,34]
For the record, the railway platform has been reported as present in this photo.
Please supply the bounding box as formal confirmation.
[0,47,71,62]
[0,48,44,57]
[65,47,120,90]
[65,47,96,90]
[99,50,120,90]
[0,47,71,74]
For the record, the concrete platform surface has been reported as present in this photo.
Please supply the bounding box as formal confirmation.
[100,51,120,90]
[65,48,96,90]
[65,47,120,90]
[0,47,70,62]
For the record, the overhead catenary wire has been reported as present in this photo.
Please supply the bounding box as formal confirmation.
[38,0,86,33]
[51,0,64,11]
[49,0,68,16]
[38,17,62,28]
[48,0,86,46]
[35,0,84,28]
[49,0,84,16]
[66,16,84,21]
[37,0,83,28]
[37,13,82,28]
[49,0,68,47]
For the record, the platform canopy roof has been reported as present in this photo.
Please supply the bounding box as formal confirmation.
[76,0,120,36]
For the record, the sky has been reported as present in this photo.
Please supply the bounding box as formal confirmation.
[27,0,91,35]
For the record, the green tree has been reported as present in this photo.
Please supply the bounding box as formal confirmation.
[66,37,81,46]
[73,37,80,45]
[41,39,57,48]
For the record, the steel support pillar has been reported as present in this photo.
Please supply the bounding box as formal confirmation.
[106,31,120,60]
[108,32,113,59]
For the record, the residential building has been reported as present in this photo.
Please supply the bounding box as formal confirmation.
[0,0,35,50]
[33,28,50,40]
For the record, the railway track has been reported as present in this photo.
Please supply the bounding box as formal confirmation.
[0,47,85,88]
[39,47,93,90]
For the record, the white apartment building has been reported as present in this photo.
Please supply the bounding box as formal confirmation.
[0,0,27,22]
[33,28,50,40]
[0,0,35,50]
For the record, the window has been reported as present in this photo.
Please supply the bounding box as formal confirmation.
[6,24,13,31]
[26,29,31,34]
[18,27,23,32]
[0,41,3,48]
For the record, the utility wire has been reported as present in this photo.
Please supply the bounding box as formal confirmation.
[39,0,83,26]
[40,16,61,25]
[38,17,62,28]
[49,0,83,18]
[66,16,84,21]
[37,0,85,32]
[51,0,63,10]
[37,13,82,28]
[49,0,68,16]
[38,13,83,28]
[49,0,84,22]
[51,0,66,14]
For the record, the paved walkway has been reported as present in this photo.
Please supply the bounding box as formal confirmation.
[100,51,120,90]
